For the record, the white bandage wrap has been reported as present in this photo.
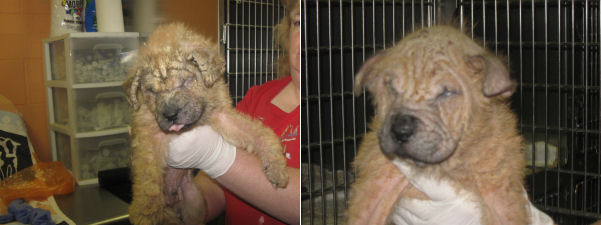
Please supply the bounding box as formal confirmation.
[167,125,237,178]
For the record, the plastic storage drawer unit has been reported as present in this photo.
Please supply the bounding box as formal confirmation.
[44,32,141,184]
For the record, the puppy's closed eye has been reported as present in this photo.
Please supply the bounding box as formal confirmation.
[183,76,197,88]
[386,82,396,94]
[145,84,158,93]
[188,58,199,68]
[436,87,459,100]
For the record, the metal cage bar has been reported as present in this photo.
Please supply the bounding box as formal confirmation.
[302,1,436,224]
[223,0,285,105]
[301,0,601,224]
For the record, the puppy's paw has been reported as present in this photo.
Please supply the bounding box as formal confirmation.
[130,191,165,224]
[162,208,183,225]
[129,204,161,225]
[130,214,156,225]
[263,159,289,188]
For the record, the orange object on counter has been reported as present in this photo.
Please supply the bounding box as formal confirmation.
[0,160,74,205]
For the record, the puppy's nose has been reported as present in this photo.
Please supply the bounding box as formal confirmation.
[163,108,180,122]
[391,115,417,143]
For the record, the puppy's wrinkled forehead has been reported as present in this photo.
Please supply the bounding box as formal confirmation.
[401,30,483,77]
[357,26,486,98]
[124,23,225,110]
[140,25,205,74]
[132,23,223,91]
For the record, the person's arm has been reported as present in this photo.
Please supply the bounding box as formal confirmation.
[167,125,300,224]
[217,149,300,224]
[195,173,226,221]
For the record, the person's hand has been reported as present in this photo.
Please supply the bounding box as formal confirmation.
[390,160,555,225]
[166,125,236,178]
[389,160,482,225]
[524,189,554,225]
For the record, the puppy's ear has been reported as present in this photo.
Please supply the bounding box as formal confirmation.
[189,50,225,88]
[355,52,386,96]
[123,70,142,110]
[466,54,516,98]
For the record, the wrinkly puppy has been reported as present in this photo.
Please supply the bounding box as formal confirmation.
[347,26,530,224]
[124,23,289,225]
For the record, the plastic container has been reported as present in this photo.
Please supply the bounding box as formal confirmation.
[50,0,84,37]
[43,32,142,184]
[96,0,125,32]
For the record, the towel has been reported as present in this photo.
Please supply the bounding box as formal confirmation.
[30,208,54,225]
[0,198,55,225]
[10,199,33,224]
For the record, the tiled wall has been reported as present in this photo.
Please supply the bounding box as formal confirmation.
[0,0,217,162]
[163,0,219,40]
[0,0,51,161]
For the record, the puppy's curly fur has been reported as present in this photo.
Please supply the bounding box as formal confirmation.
[347,26,531,224]
[124,23,289,225]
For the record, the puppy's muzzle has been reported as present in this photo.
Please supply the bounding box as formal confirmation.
[391,115,417,144]
[162,103,182,123]
[156,93,202,132]
[158,102,187,131]
[380,112,454,164]
[380,114,421,158]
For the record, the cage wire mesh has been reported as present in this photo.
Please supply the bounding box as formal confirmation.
[301,0,601,224]
[222,0,286,105]
[214,1,285,223]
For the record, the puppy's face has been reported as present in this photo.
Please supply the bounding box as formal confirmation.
[356,26,515,164]
[124,23,225,132]
[137,63,210,132]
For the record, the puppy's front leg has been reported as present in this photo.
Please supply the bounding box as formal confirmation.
[129,109,176,225]
[129,134,168,224]
[347,167,408,225]
[163,167,187,206]
[164,168,207,225]
[209,108,289,188]
[179,171,207,225]
[347,132,409,225]
[478,182,529,224]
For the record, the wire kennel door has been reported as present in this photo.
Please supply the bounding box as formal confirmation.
[301,0,601,224]
[458,0,601,224]
[302,1,438,224]
[216,1,285,224]
[222,0,286,104]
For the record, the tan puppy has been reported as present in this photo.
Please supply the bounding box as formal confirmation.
[347,25,530,224]
[124,23,288,225]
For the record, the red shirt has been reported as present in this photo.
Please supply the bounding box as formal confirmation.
[225,76,300,225]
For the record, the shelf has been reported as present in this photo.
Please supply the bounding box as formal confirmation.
[77,178,99,186]
[75,127,129,138]
[46,80,69,88]
[46,81,126,89]
[49,123,129,138]
[73,81,125,89]
[44,32,140,43]
[49,123,72,135]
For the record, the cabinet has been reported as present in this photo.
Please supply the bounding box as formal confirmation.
[44,32,140,184]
